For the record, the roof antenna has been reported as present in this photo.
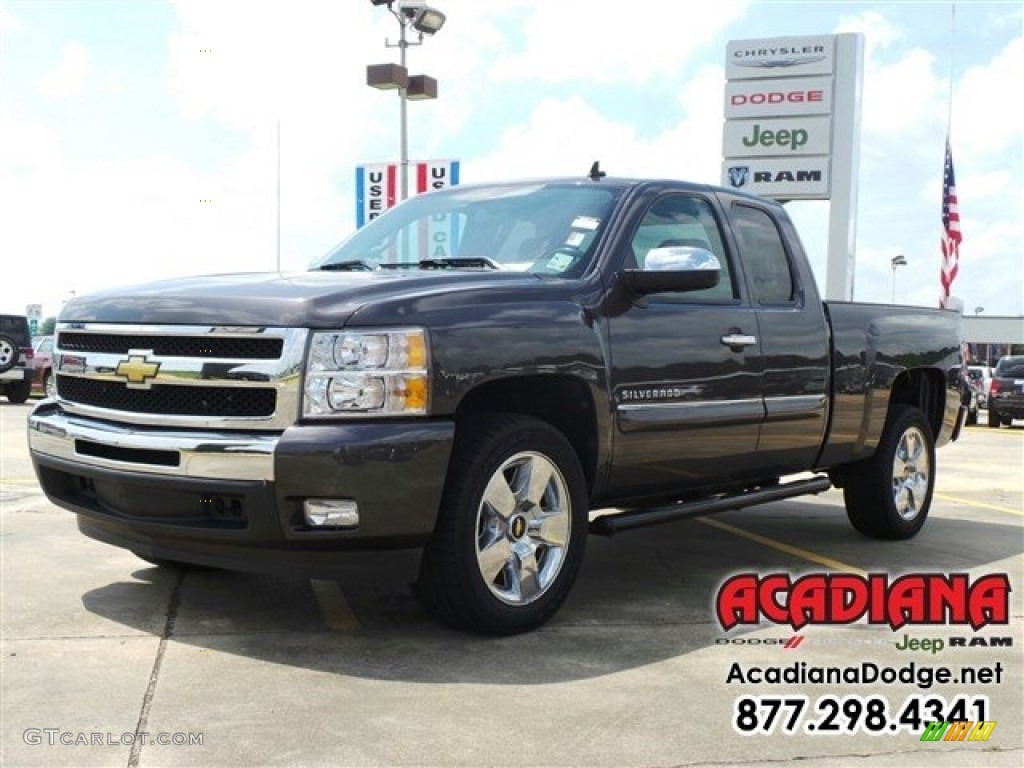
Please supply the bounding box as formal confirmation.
[588,161,606,181]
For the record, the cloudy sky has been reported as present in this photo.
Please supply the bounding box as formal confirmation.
[1,0,1021,320]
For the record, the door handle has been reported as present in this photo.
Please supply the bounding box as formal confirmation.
[720,333,757,349]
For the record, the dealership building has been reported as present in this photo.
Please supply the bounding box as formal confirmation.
[964,315,1024,365]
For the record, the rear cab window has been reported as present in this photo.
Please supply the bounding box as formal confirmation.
[730,204,796,305]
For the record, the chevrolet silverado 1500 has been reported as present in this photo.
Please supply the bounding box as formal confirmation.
[29,175,966,634]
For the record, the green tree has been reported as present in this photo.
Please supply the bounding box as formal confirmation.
[38,317,57,335]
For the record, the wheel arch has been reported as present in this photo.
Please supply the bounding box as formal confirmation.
[455,374,600,495]
[887,367,945,439]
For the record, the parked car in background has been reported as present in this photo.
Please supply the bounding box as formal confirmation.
[988,355,1024,428]
[31,335,54,398]
[0,314,35,404]
[967,364,993,409]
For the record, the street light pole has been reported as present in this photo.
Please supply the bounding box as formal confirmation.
[367,1,445,202]
[396,15,409,200]
[890,254,907,303]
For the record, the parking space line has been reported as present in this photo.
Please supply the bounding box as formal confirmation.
[699,517,867,576]
[309,579,361,631]
[935,492,1023,517]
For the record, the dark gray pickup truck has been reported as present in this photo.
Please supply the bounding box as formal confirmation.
[29,176,966,634]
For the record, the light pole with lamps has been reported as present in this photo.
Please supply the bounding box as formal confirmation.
[890,254,907,303]
[366,0,446,201]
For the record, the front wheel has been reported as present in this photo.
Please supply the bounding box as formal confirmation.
[5,379,30,404]
[842,404,935,540]
[417,414,588,635]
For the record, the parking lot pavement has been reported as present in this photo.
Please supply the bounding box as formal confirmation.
[2,401,1021,767]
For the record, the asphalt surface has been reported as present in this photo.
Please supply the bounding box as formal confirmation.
[1,400,1021,768]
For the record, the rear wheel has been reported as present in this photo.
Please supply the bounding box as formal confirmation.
[417,414,588,635]
[842,404,935,540]
[987,406,1001,428]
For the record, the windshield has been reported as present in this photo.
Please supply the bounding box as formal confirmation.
[313,183,623,277]
[995,357,1024,378]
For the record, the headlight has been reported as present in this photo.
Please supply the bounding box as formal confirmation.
[303,328,430,418]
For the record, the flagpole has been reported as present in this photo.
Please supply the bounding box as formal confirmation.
[947,4,956,136]
[938,3,960,310]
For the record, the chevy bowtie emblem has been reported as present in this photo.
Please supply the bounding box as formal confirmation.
[115,354,161,389]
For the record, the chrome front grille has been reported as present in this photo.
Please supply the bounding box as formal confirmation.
[58,332,284,359]
[53,324,307,431]
[57,377,277,417]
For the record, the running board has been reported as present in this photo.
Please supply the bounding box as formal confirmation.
[589,476,832,536]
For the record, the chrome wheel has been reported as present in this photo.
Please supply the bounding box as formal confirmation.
[475,451,571,606]
[892,426,930,520]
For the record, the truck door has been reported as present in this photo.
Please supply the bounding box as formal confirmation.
[605,193,765,499]
[729,201,830,475]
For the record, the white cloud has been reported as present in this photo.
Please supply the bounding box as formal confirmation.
[491,0,749,84]
[1,2,1020,319]
[953,35,1022,158]
[41,42,90,100]
[466,64,727,185]
[0,8,23,34]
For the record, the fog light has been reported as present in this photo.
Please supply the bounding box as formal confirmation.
[303,499,359,529]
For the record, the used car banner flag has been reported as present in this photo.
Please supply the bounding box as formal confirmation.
[355,163,399,228]
[356,160,461,228]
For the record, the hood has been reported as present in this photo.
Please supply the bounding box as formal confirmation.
[60,269,542,327]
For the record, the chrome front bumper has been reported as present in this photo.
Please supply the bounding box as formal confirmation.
[28,405,277,482]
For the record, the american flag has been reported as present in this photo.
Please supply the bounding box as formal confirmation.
[939,139,961,309]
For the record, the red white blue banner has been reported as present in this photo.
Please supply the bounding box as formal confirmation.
[355,163,398,228]
[415,159,460,194]
[356,160,460,228]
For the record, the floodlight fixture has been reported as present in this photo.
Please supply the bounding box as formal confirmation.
[412,8,446,35]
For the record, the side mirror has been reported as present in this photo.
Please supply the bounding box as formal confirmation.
[622,247,721,295]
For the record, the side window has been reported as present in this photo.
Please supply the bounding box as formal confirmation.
[731,205,795,304]
[629,195,736,301]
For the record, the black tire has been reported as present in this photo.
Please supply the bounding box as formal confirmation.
[842,404,935,540]
[966,406,977,425]
[5,379,30,404]
[987,406,1001,428]
[0,334,19,374]
[417,413,588,635]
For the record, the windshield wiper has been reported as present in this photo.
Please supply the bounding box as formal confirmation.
[417,257,501,270]
[318,260,375,271]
